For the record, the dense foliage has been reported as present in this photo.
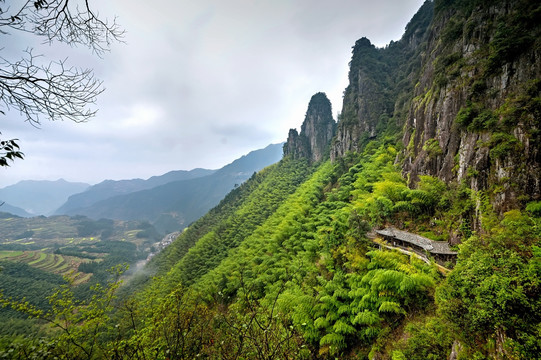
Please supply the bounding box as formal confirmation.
[0,262,67,340]
[437,210,541,359]
[1,0,540,358]
[1,138,540,359]
[149,157,314,288]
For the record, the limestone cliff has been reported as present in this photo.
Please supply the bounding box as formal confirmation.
[284,92,336,162]
[331,1,434,160]
[331,0,541,212]
[401,0,541,211]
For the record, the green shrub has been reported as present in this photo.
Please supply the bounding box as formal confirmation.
[455,104,498,132]
[455,104,478,129]
[468,109,497,131]
[486,22,536,72]
[423,138,443,158]
[488,132,520,160]
[442,17,464,43]
[525,201,541,217]
[394,317,453,360]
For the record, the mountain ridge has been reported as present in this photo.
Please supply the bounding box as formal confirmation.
[55,168,216,215]
[56,143,284,233]
[0,204,31,218]
[0,179,90,216]
[329,0,541,216]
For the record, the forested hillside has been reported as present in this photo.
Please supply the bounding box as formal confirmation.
[1,0,540,359]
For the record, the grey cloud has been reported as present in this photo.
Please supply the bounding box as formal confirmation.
[0,0,425,187]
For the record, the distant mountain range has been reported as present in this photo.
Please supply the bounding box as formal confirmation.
[0,144,283,231]
[0,203,32,217]
[0,144,283,226]
[55,168,216,215]
[0,179,90,215]
[55,143,284,233]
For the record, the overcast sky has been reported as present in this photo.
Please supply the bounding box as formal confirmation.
[0,0,426,187]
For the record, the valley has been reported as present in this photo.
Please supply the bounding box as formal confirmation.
[0,0,540,359]
[0,213,161,284]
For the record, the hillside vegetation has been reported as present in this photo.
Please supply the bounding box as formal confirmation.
[0,215,162,341]
[2,141,539,359]
[1,0,540,359]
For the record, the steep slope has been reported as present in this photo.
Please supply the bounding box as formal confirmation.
[62,144,284,233]
[119,141,459,360]
[401,0,541,213]
[55,168,215,215]
[2,1,540,359]
[125,1,541,358]
[151,157,315,287]
[331,0,434,159]
[145,92,334,281]
[0,179,89,215]
[330,0,541,214]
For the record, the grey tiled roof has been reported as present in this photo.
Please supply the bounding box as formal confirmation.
[375,227,457,255]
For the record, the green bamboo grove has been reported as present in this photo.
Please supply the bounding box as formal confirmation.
[2,139,539,359]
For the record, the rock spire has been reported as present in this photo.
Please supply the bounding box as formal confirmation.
[284,92,336,162]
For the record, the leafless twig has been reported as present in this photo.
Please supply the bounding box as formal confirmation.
[0,0,124,128]
[0,49,103,125]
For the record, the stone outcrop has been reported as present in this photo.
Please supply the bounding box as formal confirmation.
[328,0,540,212]
[401,1,541,211]
[332,37,388,159]
[331,1,434,161]
[284,92,336,162]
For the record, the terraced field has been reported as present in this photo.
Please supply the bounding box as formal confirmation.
[0,250,23,259]
[0,250,92,284]
[0,214,162,289]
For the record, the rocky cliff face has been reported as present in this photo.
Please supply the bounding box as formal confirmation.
[284,92,336,162]
[331,1,434,161]
[401,0,541,211]
[331,0,541,212]
[331,37,390,159]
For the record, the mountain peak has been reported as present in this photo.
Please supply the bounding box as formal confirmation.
[283,92,336,162]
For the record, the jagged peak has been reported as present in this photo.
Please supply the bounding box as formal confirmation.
[352,37,374,51]
[284,92,336,162]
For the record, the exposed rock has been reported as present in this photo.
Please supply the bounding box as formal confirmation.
[328,0,540,215]
[401,2,541,213]
[331,1,434,161]
[283,129,309,159]
[284,92,336,162]
[331,37,392,161]
[449,340,463,360]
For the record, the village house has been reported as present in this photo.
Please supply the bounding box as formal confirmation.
[375,227,457,265]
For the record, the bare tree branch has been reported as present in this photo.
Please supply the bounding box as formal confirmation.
[0,0,125,55]
[0,0,123,166]
[0,49,103,125]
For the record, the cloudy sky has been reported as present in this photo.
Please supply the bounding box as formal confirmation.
[1,0,425,187]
